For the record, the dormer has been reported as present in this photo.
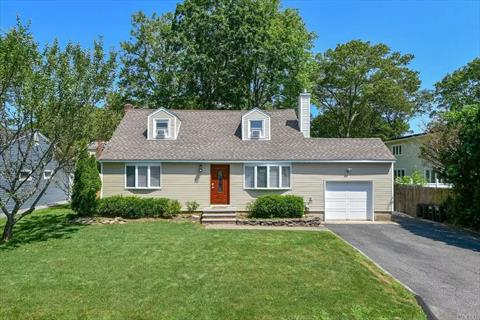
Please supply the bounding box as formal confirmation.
[241,108,271,141]
[147,108,180,140]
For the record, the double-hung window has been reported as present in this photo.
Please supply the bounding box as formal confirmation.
[394,169,405,179]
[244,164,291,189]
[425,169,442,184]
[155,119,170,139]
[125,164,161,189]
[249,120,264,139]
[392,145,402,155]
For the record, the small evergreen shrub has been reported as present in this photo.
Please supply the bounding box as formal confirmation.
[247,194,304,219]
[98,196,181,218]
[71,150,101,216]
[185,200,200,213]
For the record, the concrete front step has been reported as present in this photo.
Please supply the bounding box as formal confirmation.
[202,207,237,224]
[202,213,236,218]
[202,218,237,224]
[202,206,237,213]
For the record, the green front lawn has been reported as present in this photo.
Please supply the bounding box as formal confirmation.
[0,207,425,320]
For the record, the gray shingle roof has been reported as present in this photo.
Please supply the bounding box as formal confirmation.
[99,109,395,162]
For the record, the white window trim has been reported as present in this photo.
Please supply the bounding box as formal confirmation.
[243,163,292,190]
[392,144,402,156]
[154,119,170,139]
[19,169,33,182]
[241,108,271,140]
[124,163,162,189]
[147,108,179,140]
[43,170,52,180]
[248,119,265,139]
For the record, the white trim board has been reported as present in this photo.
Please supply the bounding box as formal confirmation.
[100,159,395,164]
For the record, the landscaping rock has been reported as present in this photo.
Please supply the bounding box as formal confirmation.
[70,216,129,225]
[236,217,323,227]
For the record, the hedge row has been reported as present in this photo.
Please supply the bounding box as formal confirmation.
[98,196,181,218]
[247,194,304,219]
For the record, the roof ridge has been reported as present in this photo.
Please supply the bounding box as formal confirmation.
[129,108,294,112]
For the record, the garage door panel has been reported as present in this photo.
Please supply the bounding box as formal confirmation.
[325,182,371,221]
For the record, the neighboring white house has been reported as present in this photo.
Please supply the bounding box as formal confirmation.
[384,133,449,188]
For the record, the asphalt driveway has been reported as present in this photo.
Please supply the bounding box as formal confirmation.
[327,215,480,320]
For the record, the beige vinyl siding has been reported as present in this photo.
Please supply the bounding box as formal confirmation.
[102,162,210,208]
[102,162,393,213]
[242,110,270,140]
[147,109,179,140]
[290,163,392,212]
[230,163,392,212]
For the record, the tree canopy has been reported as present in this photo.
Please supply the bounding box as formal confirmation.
[311,40,422,139]
[0,20,116,241]
[434,57,480,111]
[120,0,315,109]
[421,58,480,228]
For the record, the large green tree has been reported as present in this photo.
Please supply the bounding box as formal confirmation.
[434,57,480,111]
[422,105,480,227]
[311,40,422,139]
[421,58,480,227]
[120,0,315,109]
[0,21,116,242]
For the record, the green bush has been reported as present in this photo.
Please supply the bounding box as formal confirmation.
[395,169,427,186]
[71,149,101,216]
[98,196,181,219]
[185,200,200,212]
[247,194,304,219]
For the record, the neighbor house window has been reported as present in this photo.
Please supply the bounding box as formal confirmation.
[19,170,32,181]
[249,120,264,139]
[43,170,52,180]
[392,145,402,155]
[155,119,170,139]
[125,164,161,189]
[394,169,405,179]
[244,164,291,189]
[425,169,442,184]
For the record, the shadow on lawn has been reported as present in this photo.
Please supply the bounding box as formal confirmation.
[0,209,85,250]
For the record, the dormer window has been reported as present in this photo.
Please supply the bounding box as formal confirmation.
[155,119,170,139]
[249,120,264,139]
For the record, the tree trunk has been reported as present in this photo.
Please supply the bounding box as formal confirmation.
[1,215,14,242]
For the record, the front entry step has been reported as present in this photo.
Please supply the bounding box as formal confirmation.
[202,207,237,224]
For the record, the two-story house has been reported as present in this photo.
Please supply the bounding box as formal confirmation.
[385,133,449,188]
[99,92,396,221]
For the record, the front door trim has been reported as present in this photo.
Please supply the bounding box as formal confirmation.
[210,164,230,205]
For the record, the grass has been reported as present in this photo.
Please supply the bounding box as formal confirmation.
[0,206,425,320]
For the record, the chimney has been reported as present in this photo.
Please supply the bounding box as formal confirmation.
[123,103,133,113]
[298,90,311,138]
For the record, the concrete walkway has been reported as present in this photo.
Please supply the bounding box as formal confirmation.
[327,215,480,320]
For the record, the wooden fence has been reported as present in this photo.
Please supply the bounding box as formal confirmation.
[394,184,453,217]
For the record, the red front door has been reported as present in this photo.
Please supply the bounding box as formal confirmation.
[210,165,230,205]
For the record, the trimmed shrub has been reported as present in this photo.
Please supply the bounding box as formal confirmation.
[71,149,101,216]
[98,196,181,219]
[185,200,200,213]
[247,194,304,219]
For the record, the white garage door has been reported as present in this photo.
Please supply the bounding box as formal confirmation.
[325,181,372,220]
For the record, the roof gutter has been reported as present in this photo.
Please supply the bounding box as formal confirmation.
[98,159,396,164]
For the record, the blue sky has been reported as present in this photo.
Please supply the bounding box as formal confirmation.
[1,0,479,133]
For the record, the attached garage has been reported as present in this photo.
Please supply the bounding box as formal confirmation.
[325,181,373,221]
